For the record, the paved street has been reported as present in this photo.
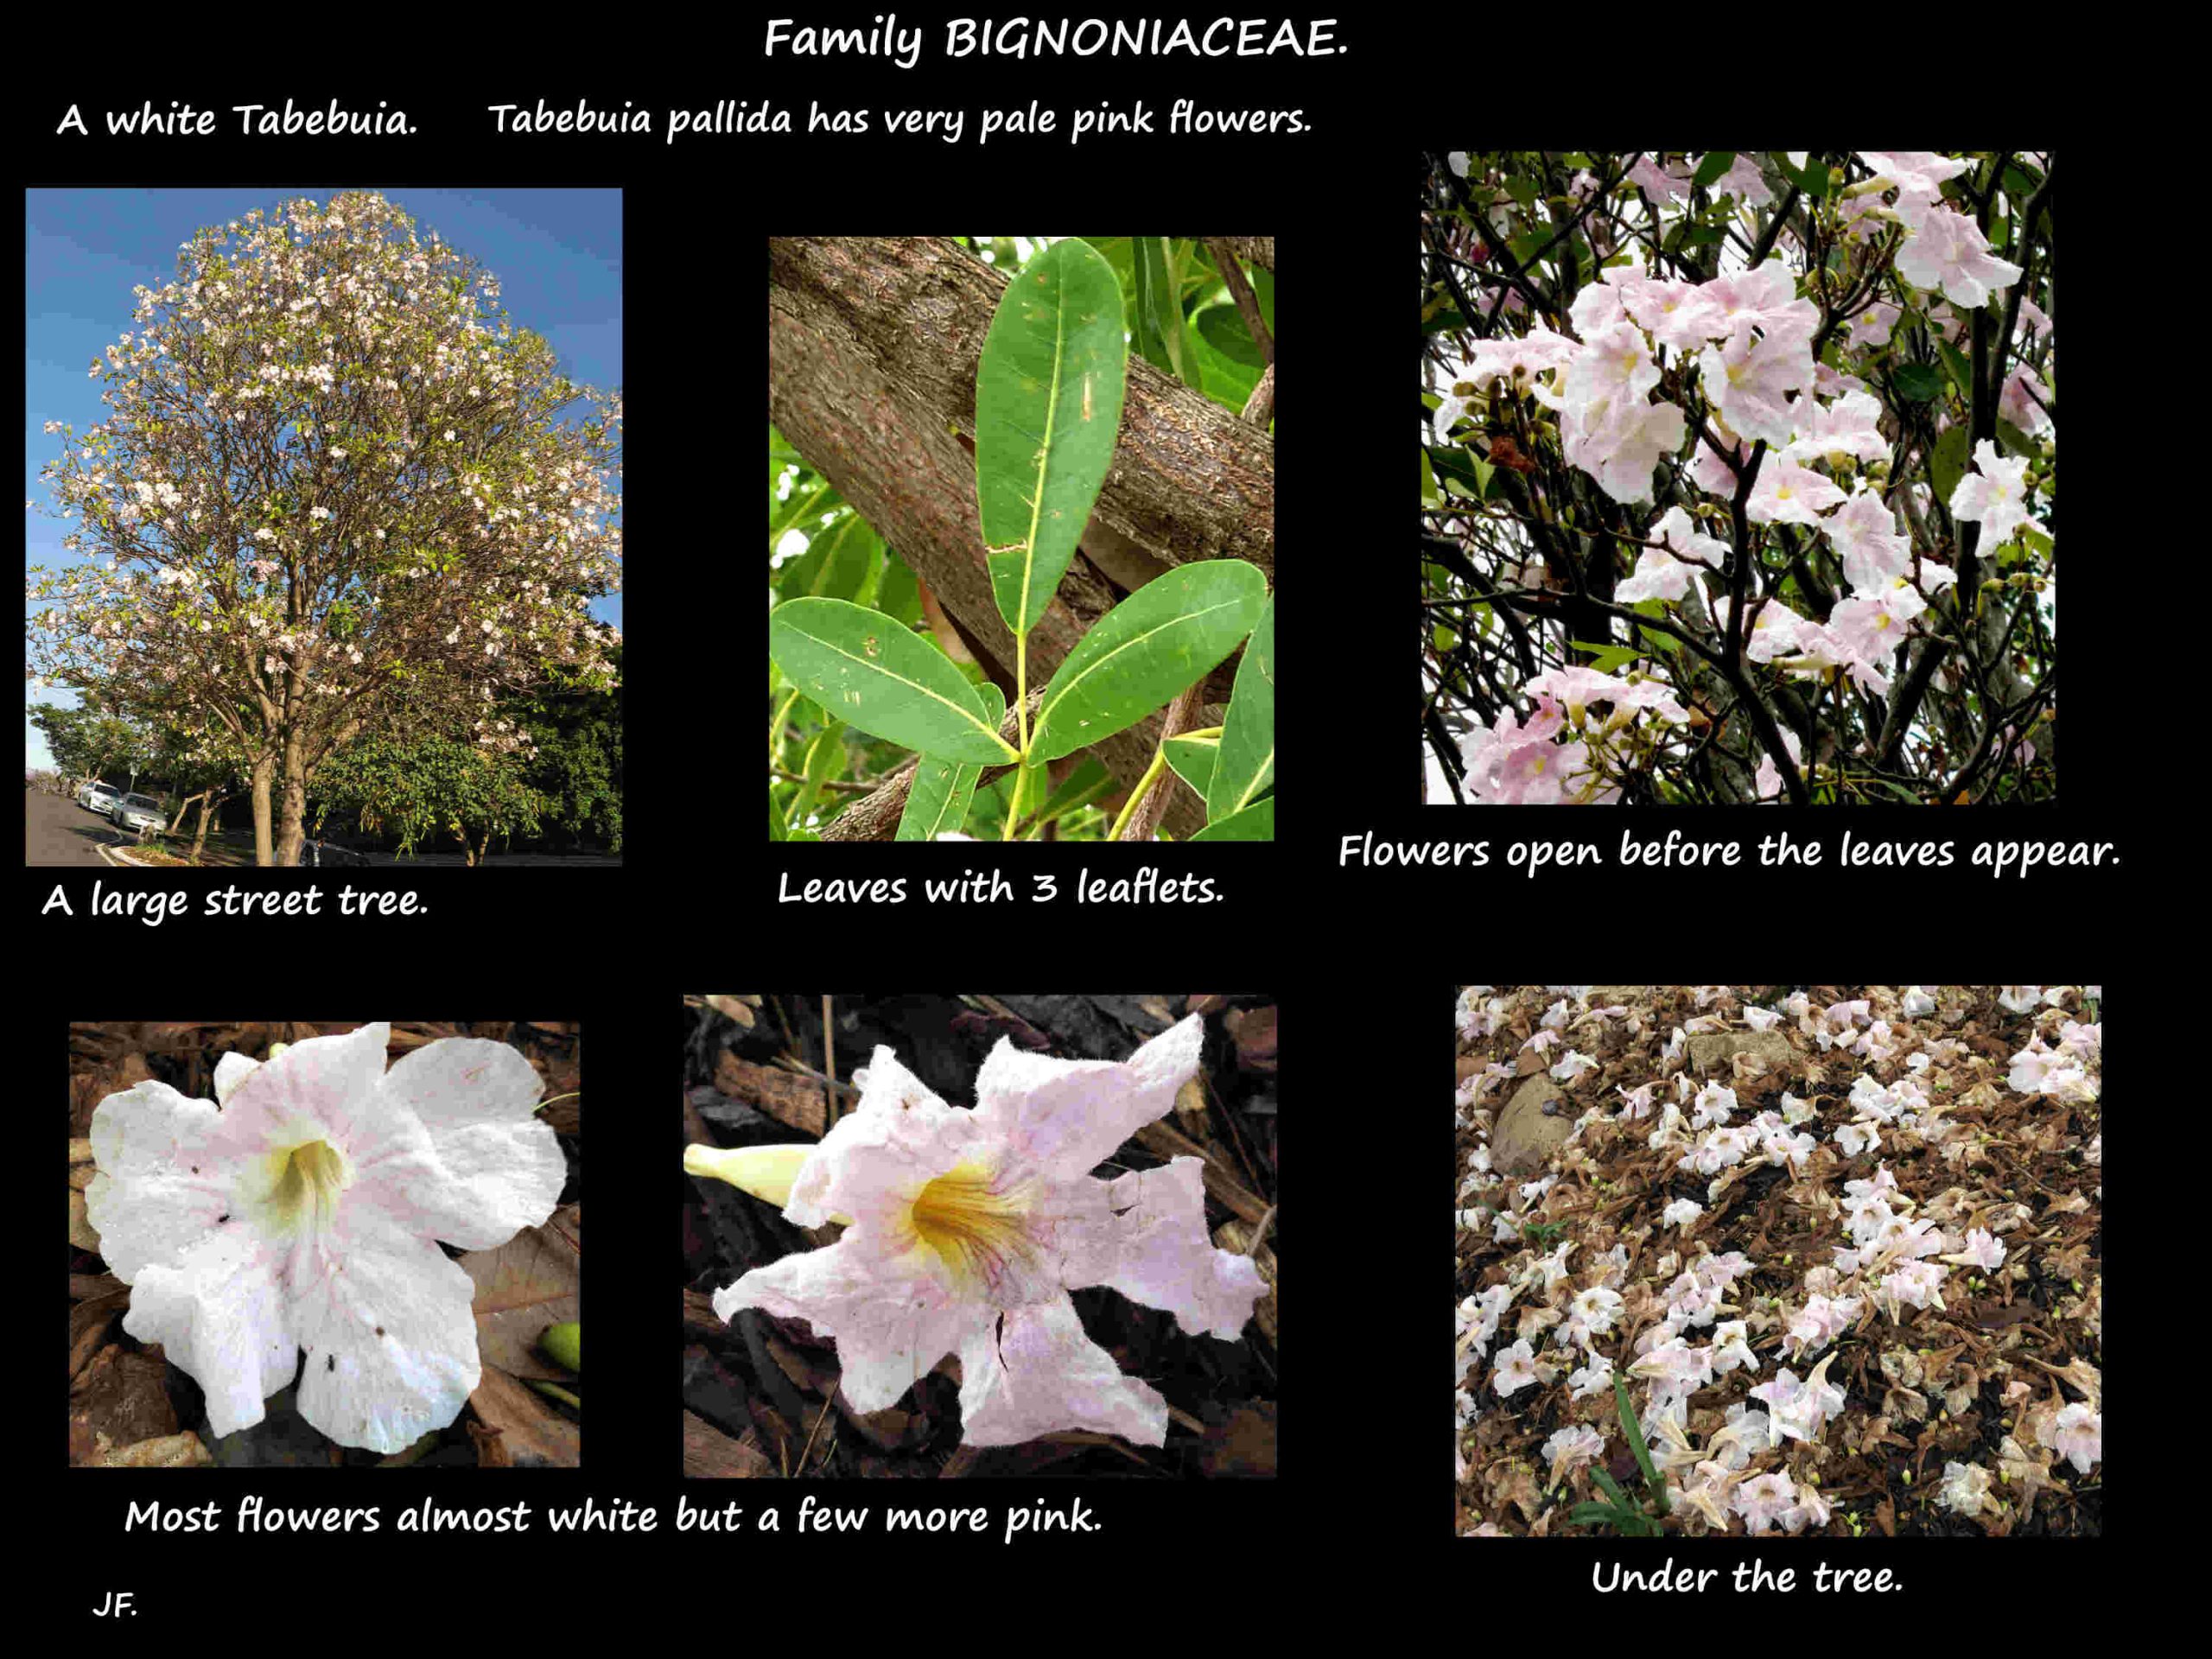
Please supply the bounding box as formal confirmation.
[26,789,134,867]
[27,788,620,868]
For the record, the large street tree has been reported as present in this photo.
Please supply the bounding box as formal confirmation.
[29,191,621,865]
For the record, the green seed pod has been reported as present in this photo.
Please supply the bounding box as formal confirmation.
[541,1319,582,1375]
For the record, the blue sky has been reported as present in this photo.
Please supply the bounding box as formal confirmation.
[25,188,622,772]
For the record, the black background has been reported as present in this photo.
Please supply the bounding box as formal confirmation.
[17,40,2127,1634]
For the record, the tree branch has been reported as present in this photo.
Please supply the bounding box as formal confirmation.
[817,692,1041,842]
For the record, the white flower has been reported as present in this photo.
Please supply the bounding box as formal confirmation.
[84,1025,565,1452]
[1834,1120,1883,1157]
[1732,1469,1799,1535]
[1491,1338,1547,1397]
[1709,1319,1758,1376]
[1937,1459,1993,1517]
[1550,1048,1598,1083]
[1940,1228,2006,1271]
[1567,1356,1615,1400]
[1541,1423,1606,1485]
[2041,1402,2101,1474]
[1570,1284,1624,1334]
[1662,1198,1704,1228]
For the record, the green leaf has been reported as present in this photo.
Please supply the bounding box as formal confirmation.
[1568,1501,1631,1529]
[1129,236,1170,370]
[1613,1374,1669,1515]
[1188,796,1273,841]
[874,547,924,626]
[1163,732,1218,796]
[975,238,1129,637]
[1568,639,1646,675]
[777,509,878,600]
[897,683,1001,840]
[1936,338,1975,402]
[1426,444,1485,499]
[1929,424,1974,511]
[770,598,1017,764]
[1692,150,1737,189]
[1186,319,1260,416]
[1195,302,1263,367]
[1421,448,1441,508]
[1891,361,1943,404]
[1030,562,1268,761]
[1208,596,1274,822]
[1029,754,1115,827]
[787,719,847,831]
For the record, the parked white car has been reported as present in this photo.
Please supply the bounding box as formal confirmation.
[80,782,121,815]
[109,792,165,836]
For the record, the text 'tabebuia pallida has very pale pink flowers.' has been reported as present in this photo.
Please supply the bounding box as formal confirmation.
[86,1023,566,1452]
[688,1014,1266,1448]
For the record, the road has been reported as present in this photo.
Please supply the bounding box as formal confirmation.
[26,790,620,868]
[26,789,136,866]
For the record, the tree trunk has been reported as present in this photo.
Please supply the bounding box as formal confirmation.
[191,793,220,864]
[276,731,308,868]
[769,237,1274,840]
[251,754,276,868]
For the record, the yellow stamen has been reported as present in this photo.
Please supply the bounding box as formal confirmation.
[264,1139,349,1229]
[908,1160,1039,1290]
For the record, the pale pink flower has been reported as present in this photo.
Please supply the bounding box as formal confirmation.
[2042,1402,2101,1474]
[710,1016,1263,1447]
[1949,439,2034,546]
[1732,1469,1799,1535]
[1491,1338,1546,1398]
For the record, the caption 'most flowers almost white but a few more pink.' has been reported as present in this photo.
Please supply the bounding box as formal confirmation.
[86,1023,565,1452]
[703,1015,1264,1449]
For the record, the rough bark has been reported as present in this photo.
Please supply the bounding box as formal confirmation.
[251,755,276,868]
[276,730,308,869]
[818,692,1039,842]
[1117,682,1206,842]
[769,237,1274,839]
[1185,235,1274,272]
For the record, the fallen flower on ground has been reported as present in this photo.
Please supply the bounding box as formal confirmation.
[86,1022,565,1452]
[2042,1402,2101,1475]
[693,1014,1264,1448]
[1458,986,2100,1537]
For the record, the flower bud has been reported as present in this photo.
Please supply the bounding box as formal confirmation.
[539,1320,581,1375]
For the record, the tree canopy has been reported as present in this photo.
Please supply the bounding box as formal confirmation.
[29,190,621,862]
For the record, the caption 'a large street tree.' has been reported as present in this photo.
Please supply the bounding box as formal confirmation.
[29,191,621,865]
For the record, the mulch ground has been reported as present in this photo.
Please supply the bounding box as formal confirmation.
[1455,985,2100,1537]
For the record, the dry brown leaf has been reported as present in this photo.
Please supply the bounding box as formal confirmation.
[466,1363,579,1468]
[92,1432,213,1468]
[683,1409,774,1477]
[461,1202,581,1380]
[70,1345,179,1464]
